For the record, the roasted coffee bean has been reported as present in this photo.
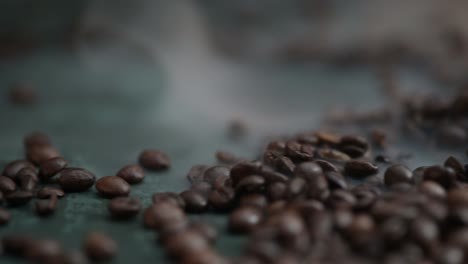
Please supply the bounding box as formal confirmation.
[317,148,351,161]
[24,239,63,263]
[344,160,378,178]
[275,156,296,174]
[295,133,319,145]
[447,188,468,208]
[235,175,265,193]
[35,194,58,217]
[84,232,117,261]
[152,192,185,208]
[307,174,330,201]
[186,165,208,183]
[37,186,65,199]
[164,230,209,258]
[267,182,287,201]
[108,196,141,219]
[17,168,38,192]
[0,176,16,194]
[138,149,171,171]
[216,150,243,164]
[6,190,33,206]
[325,171,348,189]
[327,190,357,209]
[0,208,11,225]
[444,156,465,181]
[180,249,229,264]
[2,160,35,180]
[343,214,376,246]
[229,207,262,233]
[315,131,341,145]
[143,202,187,230]
[24,131,51,148]
[116,164,145,184]
[212,174,231,190]
[353,190,377,210]
[95,176,130,197]
[261,167,289,183]
[340,135,369,150]
[190,222,218,244]
[340,145,367,158]
[384,164,413,186]
[266,140,286,153]
[26,145,61,165]
[58,168,96,192]
[208,187,235,211]
[267,200,287,215]
[423,166,456,188]
[180,190,208,213]
[239,194,268,209]
[418,181,446,199]
[203,166,230,184]
[285,140,314,161]
[288,177,308,198]
[409,217,438,248]
[2,235,34,256]
[294,162,323,181]
[39,157,68,181]
[290,200,324,219]
[190,182,212,197]
[315,159,339,173]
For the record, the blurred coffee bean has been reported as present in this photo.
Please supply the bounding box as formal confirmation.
[39,157,68,181]
[23,132,51,148]
[345,160,378,178]
[164,230,209,259]
[95,176,131,197]
[108,196,141,219]
[180,190,208,213]
[229,207,262,233]
[6,191,33,206]
[116,164,145,184]
[190,222,218,244]
[26,145,60,165]
[186,165,209,183]
[24,239,63,263]
[239,194,268,209]
[83,232,117,261]
[152,192,185,208]
[143,202,187,230]
[36,187,65,199]
[0,176,16,194]
[2,160,35,180]
[35,194,58,217]
[384,165,413,186]
[139,149,171,171]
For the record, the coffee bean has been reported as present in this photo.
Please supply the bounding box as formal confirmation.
[152,192,185,208]
[436,125,467,146]
[39,157,68,181]
[108,196,141,219]
[315,159,339,173]
[235,175,265,193]
[266,140,286,153]
[285,140,314,161]
[35,194,58,217]
[294,162,324,182]
[423,166,456,188]
[164,230,209,259]
[317,148,351,162]
[26,145,61,165]
[203,166,230,184]
[447,188,468,208]
[208,187,235,211]
[9,83,37,105]
[6,190,33,206]
[84,232,117,261]
[24,239,63,263]
[230,162,262,185]
[143,202,187,230]
[181,249,229,264]
[186,165,209,183]
[2,235,34,256]
[190,182,212,197]
[353,190,376,210]
[58,168,96,192]
[344,160,378,178]
[409,217,438,248]
[384,164,413,186]
[24,132,51,148]
[116,164,145,184]
[180,190,208,213]
[260,167,289,183]
[343,214,375,246]
[37,186,65,199]
[0,208,11,225]
[276,156,296,174]
[229,207,262,233]
[340,135,369,150]
[239,194,268,209]
[375,155,391,163]
[95,176,130,197]
[444,156,465,180]
[287,177,308,198]
[2,160,35,180]
[267,182,287,201]
[139,149,171,171]
[17,168,38,192]
[0,176,16,194]
[327,190,357,209]
[325,171,348,189]
[216,150,243,164]
[418,181,446,199]
[315,131,341,145]
[190,222,218,244]
[307,174,330,201]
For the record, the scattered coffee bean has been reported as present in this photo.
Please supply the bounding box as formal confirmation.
[2,160,35,180]
[0,176,16,194]
[235,175,265,193]
[239,194,268,209]
[95,176,131,197]
[116,164,145,184]
[139,149,171,171]
[58,168,96,192]
[208,187,235,211]
[35,194,58,217]
[6,191,33,206]
[84,232,117,261]
[216,150,243,164]
[229,207,262,233]
[39,157,68,181]
[384,164,413,186]
[26,145,61,165]
[190,182,212,197]
[152,192,185,208]
[0,208,11,225]
[180,190,208,213]
[36,186,65,199]
[164,230,210,258]
[17,168,38,192]
[294,162,324,182]
[344,160,378,178]
[203,166,230,184]
[108,196,141,219]
[186,165,209,183]
[190,222,218,243]
[143,202,187,230]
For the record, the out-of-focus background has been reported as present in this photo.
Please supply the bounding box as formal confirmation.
[0,1,467,263]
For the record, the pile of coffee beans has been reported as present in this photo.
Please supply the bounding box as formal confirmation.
[3,127,468,264]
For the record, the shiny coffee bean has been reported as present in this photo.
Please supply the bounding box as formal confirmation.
[2,160,35,180]
[229,207,262,233]
[17,168,38,192]
[152,192,185,208]
[216,150,244,164]
[203,166,230,184]
[267,182,287,201]
[139,149,171,171]
[235,175,265,193]
[344,160,378,178]
[294,162,323,181]
[418,181,446,199]
[39,157,68,181]
[208,187,235,211]
[95,176,131,197]
[164,230,209,259]
[84,232,117,261]
[0,176,16,194]
[384,164,413,186]
[57,168,96,192]
[0,208,11,225]
[423,166,456,188]
[180,190,208,213]
[230,162,262,186]
[36,186,65,199]
[116,164,145,184]
[181,249,228,264]
[325,171,348,189]
[186,165,209,183]
[108,196,141,219]
[6,191,33,206]
[143,202,187,230]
